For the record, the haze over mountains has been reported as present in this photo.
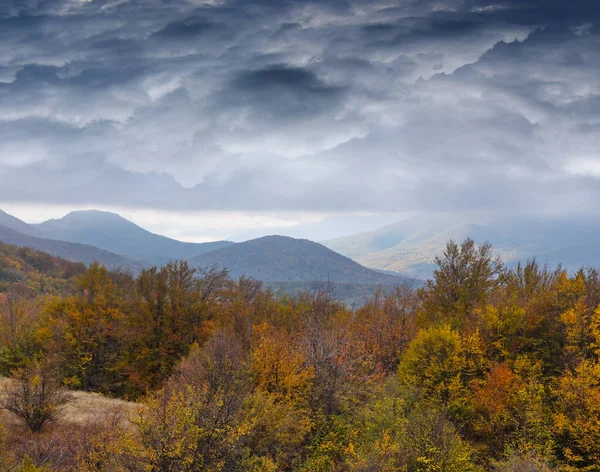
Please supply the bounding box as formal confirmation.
[3,207,600,301]
[0,210,43,238]
[0,222,137,270]
[323,215,600,279]
[34,210,232,265]
[0,209,415,305]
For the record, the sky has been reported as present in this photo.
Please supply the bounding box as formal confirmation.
[0,0,599,242]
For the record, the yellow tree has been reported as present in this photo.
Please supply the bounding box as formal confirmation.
[40,263,128,394]
[398,325,486,406]
[554,359,600,469]
[252,322,312,402]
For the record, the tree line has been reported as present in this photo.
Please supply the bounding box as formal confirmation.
[0,238,599,471]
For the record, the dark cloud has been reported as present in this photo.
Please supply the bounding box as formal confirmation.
[224,66,346,122]
[0,0,598,221]
[151,17,223,39]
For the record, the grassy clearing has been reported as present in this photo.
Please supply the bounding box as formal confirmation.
[0,376,138,428]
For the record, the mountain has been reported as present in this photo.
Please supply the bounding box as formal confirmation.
[323,215,600,279]
[35,210,232,264]
[0,240,87,295]
[190,235,417,286]
[0,209,42,237]
[0,224,140,271]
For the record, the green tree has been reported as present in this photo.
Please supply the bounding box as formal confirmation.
[421,238,502,328]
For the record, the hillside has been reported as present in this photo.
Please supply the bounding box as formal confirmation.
[0,224,140,272]
[0,241,87,296]
[191,235,415,285]
[323,215,600,279]
[323,216,478,278]
[0,209,41,237]
[35,210,232,264]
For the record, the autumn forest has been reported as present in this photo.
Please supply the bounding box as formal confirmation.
[0,238,598,471]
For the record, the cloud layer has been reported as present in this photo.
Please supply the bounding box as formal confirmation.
[0,0,599,222]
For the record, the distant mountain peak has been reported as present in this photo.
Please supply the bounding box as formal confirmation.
[191,234,416,285]
[0,224,140,271]
[35,209,232,263]
[245,234,323,245]
[251,234,296,241]
[0,208,42,237]
[63,209,127,219]
[56,209,140,226]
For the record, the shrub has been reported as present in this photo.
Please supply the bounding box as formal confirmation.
[0,361,72,433]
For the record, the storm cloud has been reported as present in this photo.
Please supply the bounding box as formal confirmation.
[0,0,599,227]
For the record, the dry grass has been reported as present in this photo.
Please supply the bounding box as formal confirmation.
[0,377,141,471]
[0,376,138,428]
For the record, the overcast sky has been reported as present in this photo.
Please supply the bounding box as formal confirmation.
[0,0,599,242]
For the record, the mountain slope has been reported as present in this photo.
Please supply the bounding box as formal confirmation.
[35,210,232,263]
[323,216,479,278]
[323,215,600,279]
[323,214,466,260]
[0,209,42,237]
[190,235,416,285]
[0,240,87,295]
[0,224,140,271]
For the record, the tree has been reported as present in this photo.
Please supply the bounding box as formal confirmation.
[231,391,311,470]
[0,289,40,375]
[126,263,190,395]
[0,360,72,433]
[554,359,600,469]
[301,292,348,417]
[252,322,311,401]
[398,325,486,406]
[131,330,252,471]
[40,263,129,394]
[422,238,502,328]
[469,361,553,459]
[347,382,481,472]
[351,285,418,377]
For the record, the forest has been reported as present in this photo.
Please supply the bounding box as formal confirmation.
[0,238,599,471]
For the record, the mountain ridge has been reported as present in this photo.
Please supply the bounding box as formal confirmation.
[0,224,141,271]
[323,215,600,279]
[191,235,417,286]
[35,210,233,264]
[0,209,43,237]
[0,209,419,292]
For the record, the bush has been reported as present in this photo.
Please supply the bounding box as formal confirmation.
[0,361,72,433]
